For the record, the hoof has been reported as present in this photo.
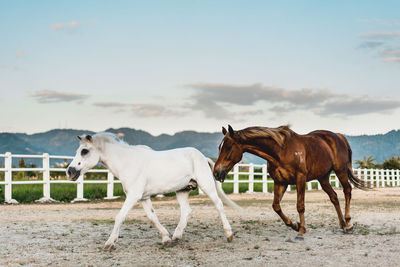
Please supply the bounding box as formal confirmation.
[163,239,178,247]
[162,237,172,246]
[294,235,304,242]
[227,234,234,243]
[344,225,354,234]
[171,236,181,242]
[292,222,301,232]
[103,243,115,251]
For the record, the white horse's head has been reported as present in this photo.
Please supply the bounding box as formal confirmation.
[66,134,101,181]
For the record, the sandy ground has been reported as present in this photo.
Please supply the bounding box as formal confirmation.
[1,188,400,267]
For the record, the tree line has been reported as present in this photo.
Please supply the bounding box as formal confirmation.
[354,155,400,170]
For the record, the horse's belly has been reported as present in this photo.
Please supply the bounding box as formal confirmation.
[142,169,193,197]
[270,167,296,184]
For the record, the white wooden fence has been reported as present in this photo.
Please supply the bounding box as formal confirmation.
[1,152,400,204]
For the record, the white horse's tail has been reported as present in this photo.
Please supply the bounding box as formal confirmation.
[206,158,242,211]
[215,180,242,211]
[207,157,215,170]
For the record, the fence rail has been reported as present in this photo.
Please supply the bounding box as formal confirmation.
[0,152,399,204]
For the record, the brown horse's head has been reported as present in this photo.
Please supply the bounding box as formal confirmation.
[213,125,244,182]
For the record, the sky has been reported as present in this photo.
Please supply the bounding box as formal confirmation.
[1,0,400,136]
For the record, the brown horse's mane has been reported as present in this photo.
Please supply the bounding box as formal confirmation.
[235,125,292,147]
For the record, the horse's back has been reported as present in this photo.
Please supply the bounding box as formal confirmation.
[305,130,350,167]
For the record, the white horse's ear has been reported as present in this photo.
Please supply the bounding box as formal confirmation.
[77,135,82,141]
[222,127,227,135]
[85,135,93,142]
[228,125,234,137]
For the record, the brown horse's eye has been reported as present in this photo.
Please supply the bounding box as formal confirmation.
[81,149,89,156]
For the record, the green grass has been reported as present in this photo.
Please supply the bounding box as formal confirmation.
[1,177,338,203]
[0,179,278,203]
[0,179,332,203]
[0,183,127,203]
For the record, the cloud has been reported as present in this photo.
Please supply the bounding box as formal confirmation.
[93,102,129,108]
[0,64,19,71]
[186,83,400,119]
[131,104,184,117]
[379,48,400,56]
[357,29,400,63]
[358,41,384,49]
[93,102,184,117]
[357,18,396,27]
[31,90,89,103]
[317,97,400,116]
[16,49,26,58]
[52,21,80,31]
[382,57,400,62]
[359,31,400,40]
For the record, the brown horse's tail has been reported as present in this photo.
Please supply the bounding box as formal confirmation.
[347,164,371,190]
[338,133,372,190]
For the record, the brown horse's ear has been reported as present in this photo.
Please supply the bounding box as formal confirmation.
[222,127,227,135]
[85,135,93,142]
[228,125,234,137]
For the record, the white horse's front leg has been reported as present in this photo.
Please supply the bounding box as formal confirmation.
[141,199,171,244]
[197,179,233,242]
[172,191,191,241]
[104,194,140,250]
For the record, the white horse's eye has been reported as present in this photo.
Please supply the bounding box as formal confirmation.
[81,149,89,156]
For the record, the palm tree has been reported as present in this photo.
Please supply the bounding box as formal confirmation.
[355,155,376,168]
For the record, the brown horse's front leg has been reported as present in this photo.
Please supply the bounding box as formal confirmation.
[295,176,307,241]
[272,183,299,231]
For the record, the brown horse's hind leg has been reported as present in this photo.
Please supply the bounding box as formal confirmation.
[318,175,346,230]
[336,170,353,232]
[272,183,300,232]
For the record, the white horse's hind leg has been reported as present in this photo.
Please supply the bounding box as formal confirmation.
[104,194,140,250]
[141,199,171,244]
[196,175,233,242]
[172,191,191,241]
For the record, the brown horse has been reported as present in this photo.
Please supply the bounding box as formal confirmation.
[213,125,370,240]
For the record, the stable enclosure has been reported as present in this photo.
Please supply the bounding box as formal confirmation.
[1,152,400,203]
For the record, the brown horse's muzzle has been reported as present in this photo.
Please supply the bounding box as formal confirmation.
[213,169,227,183]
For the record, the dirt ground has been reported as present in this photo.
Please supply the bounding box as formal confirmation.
[1,188,400,267]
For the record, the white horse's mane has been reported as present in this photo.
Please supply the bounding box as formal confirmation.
[92,132,152,151]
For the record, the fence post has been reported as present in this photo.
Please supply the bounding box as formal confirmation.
[248,163,254,193]
[4,152,18,204]
[36,153,55,203]
[373,169,378,188]
[391,170,394,186]
[72,175,88,203]
[334,173,339,188]
[362,168,368,185]
[307,181,311,190]
[392,170,395,186]
[105,170,119,199]
[397,170,400,186]
[262,164,268,193]
[233,165,239,194]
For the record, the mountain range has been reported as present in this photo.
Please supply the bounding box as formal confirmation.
[1,128,400,165]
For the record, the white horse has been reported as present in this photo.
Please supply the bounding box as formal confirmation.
[66,132,239,250]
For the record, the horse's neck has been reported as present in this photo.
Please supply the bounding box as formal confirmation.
[241,137,281,165]
[99,143,137,180]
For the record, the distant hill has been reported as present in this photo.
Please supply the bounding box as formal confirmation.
[1,128,400,165]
